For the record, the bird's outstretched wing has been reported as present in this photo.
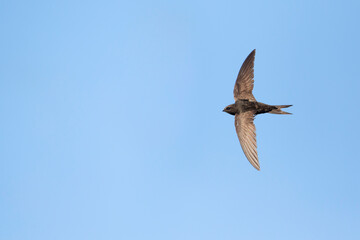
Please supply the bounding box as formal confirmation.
[235,111,259,170]
[234,49,256,101]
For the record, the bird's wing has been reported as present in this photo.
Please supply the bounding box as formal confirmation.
[233,49,256,101]
[235,111,260,170]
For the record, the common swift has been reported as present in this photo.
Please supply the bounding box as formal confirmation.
[223,49,292,170]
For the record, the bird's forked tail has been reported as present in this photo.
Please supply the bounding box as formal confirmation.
[269,105,292,114]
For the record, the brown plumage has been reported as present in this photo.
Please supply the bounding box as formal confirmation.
[223,49,292,170]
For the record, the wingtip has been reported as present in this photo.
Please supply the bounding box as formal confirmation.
[251,163,260,171]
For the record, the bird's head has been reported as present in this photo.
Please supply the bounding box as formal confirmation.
[223,104,237,115]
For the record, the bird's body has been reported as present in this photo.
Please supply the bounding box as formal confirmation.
[223,49,292,170]
[225,99,287,116]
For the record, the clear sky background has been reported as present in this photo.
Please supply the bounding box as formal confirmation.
[1,0,360,239]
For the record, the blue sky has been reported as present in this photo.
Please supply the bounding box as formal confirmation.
[1,0,360,239]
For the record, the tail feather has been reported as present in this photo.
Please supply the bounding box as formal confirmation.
[269,105,292,115]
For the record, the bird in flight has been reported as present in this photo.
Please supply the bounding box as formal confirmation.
[223,49,292,170]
